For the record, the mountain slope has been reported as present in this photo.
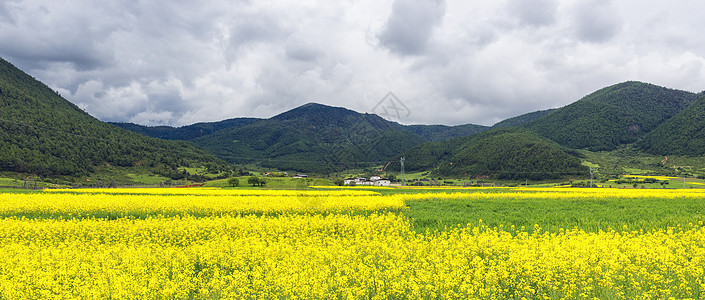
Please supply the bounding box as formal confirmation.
[492,109,556,128]
[401,127,587,180]
[110,117,261,141]
[0,57,227,177]
[405,123,488,142]
[194,103,428,173]
[524,82,698,151]
[636,94,705,156]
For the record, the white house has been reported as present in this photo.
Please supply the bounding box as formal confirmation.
[344,178,356,185]
[373,179,391,186]
[370,175,382,181]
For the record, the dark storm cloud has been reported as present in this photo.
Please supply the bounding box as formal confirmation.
[0,0,704,126]
[378,0,446,56]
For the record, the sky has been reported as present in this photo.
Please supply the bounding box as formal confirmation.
[1,0,704,127]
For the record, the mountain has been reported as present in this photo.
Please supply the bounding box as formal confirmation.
[405,124,488,142]
[401,127,587,180]
[108,102,488,174]
[115,107,488,144]
[111,117,261,141]
[636,93,705,156]
[192,103,428,173]
[0,57,228,178]
[492,109,556,128]
[523,82,698,151]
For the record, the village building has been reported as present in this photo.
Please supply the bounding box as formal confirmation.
[373,179,391,186]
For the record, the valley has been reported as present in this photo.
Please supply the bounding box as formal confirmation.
[2,56,705,187]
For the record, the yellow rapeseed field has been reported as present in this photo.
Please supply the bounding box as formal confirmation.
[1,187,705,299]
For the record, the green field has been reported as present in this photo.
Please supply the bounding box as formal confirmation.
[402,194,705,233]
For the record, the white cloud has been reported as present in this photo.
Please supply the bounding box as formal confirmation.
[0,0,704,126]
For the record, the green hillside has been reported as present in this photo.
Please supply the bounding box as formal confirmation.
[524,82,698,151]
[492,109,556,128]
[0,57,228,178]
[405,123,488,142]
[400,127,587,180]
[110,118,261,141]
[637,94,705,156]
[400,135,474,172]
[194,103,427,173]
[435,128,587,180]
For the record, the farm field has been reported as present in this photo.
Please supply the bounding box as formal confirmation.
[2,187,705,299]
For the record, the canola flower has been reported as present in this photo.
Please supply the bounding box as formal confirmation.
[0,191,402,217]
[45,187,380,197]
[2,214,705,299]
[394,187,705,202]
[2,188,705,299]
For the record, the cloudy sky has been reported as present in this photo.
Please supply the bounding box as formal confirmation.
[1,0,704,126]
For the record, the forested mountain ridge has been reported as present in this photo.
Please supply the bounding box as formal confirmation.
[637,93,705,156]
[523,81,698,151]
[110,117,261,141]
[111,102,490,173]
[401,127,587,180]
[115,104,489,143]
[405,123,488,142]
[492,109,556,128]
[193,103,428,173]
[0,57,228,178]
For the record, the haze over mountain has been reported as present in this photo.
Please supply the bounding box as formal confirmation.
[0,57,228,178]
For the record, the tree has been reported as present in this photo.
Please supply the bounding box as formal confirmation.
[228,177,239,187]
[248,176,266,187]
[333,178,344,186]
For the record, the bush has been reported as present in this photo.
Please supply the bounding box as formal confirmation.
[248,176,266,187]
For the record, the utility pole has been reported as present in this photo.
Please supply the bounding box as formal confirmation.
[400,157,405,186]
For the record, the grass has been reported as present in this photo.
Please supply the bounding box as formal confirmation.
[125,173,172,185]
[178,166,230,179]
[402,193,705,233]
